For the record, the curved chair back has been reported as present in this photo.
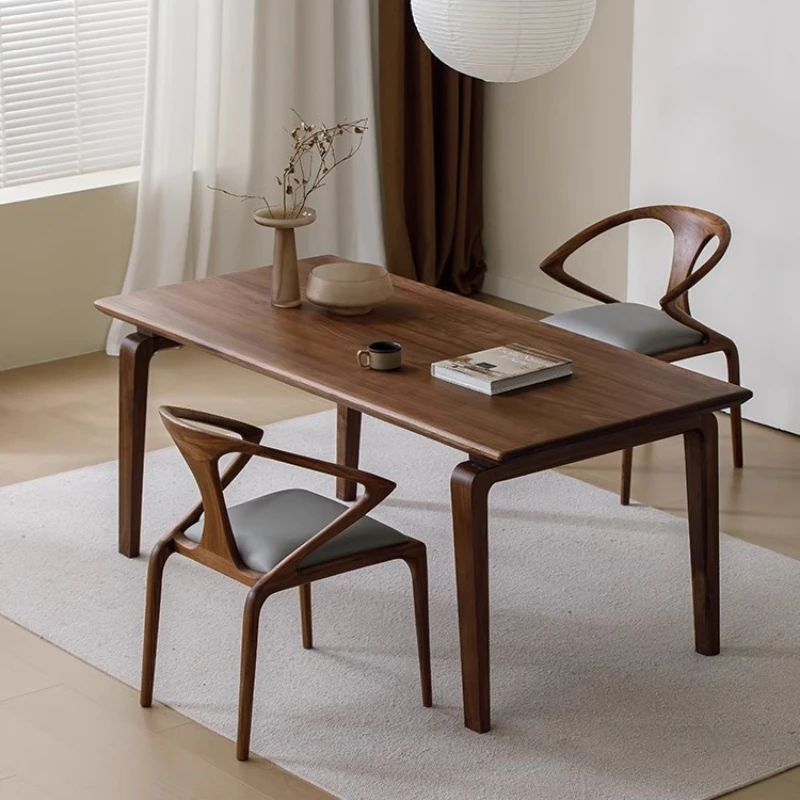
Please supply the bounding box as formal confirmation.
[159,406,264,571]
[158,405,396,583]
[540,205,731,315]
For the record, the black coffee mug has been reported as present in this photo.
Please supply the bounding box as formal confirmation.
[357,341,402,371]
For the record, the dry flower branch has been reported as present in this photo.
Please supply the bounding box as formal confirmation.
[209,110,367,219]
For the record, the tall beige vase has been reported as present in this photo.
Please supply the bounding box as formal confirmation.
[253,206,317,308]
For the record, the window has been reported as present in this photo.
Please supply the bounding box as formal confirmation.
[0,0,148,190]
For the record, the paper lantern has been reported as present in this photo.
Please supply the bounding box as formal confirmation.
[410,0,597,83]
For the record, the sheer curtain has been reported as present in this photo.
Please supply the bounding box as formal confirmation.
[107,0,384,354]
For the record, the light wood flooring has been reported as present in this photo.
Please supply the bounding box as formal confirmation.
[1,315,799,799]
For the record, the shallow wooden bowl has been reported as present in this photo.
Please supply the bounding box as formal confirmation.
[305,262,393,316]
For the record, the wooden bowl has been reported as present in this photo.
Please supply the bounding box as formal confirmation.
[305,262,393,316]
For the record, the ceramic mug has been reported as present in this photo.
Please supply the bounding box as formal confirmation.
[357,341,402,371]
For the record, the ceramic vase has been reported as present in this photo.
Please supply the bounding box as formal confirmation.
[253,206,317,308]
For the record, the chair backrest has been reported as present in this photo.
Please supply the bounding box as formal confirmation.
[628,206,731,314]
[540,205,731,315]
[158,406,396,582]
[159,406,264,571]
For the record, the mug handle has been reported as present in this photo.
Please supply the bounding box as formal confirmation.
[356,350,371,368]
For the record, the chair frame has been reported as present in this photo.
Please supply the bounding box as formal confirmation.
[540,205,743,504]
[141,406,432,761]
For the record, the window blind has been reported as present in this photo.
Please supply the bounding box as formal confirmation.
[0,0,148,189]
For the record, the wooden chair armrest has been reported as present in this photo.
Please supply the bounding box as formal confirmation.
[238,440,396,497]
[265,486,395,580]
[161,406,394,495]
[539,215,627,306]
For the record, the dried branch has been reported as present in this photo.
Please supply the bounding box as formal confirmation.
[208,185,272,214]
[209,110,368,219]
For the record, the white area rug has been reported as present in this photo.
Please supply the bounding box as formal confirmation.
[1,411,799,800]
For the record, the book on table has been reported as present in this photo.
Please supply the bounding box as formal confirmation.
[431,343,572,396]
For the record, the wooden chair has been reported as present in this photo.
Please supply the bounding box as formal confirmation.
[539,206,744,504]
[141,406,432,761]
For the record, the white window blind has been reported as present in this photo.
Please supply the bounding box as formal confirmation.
[0,0,148,189]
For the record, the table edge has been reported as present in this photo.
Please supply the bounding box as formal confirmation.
[93,302,752,462]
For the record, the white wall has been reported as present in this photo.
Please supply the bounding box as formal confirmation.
[630,1,800,434]
[0,183,137,370]
[483,0,634,313]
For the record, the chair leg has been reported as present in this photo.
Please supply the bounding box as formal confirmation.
[724,345,744,469]
[237,587,268,762]
[620,448,634,506]
[299,583,313,650]
[405,547,433,708]
[140,539,174,708]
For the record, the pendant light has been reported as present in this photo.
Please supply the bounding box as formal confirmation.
[410,0,597,83]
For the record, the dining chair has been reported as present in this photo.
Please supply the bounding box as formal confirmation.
[141,406,432,761]
[539,205,744,504]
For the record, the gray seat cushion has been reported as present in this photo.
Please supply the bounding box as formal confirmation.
[184,488,408,573]
[541,302,704,355]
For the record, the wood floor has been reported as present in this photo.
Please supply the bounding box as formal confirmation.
[1,318,799,799]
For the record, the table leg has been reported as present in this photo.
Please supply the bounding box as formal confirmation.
[336,405,362,501]
[118,332,177,557]
[451,461,492,733]
[683,413,720,656]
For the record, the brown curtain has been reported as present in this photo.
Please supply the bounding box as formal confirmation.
[378,1,486,294]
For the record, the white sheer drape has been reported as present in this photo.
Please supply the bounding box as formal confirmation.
[106,0,384,354]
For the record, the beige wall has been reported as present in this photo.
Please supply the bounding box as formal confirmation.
[483,0,634,313]
[629,0,799,433]
[0,182,137,370]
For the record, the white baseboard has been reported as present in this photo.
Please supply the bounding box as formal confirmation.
[481,274,595,315]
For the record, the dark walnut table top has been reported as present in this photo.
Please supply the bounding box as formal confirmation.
[96,255,752,463]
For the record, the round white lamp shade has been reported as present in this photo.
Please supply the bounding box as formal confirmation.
[410,0,597,83]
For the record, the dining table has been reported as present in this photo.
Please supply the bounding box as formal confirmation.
[95,255,752,733]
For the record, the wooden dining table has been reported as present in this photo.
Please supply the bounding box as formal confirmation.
[95,255,751,734]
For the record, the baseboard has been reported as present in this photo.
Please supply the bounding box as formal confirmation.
[481,274,595,315]
[0,345,106,372]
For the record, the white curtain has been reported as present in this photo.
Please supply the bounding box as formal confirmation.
[107,0,384,354]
